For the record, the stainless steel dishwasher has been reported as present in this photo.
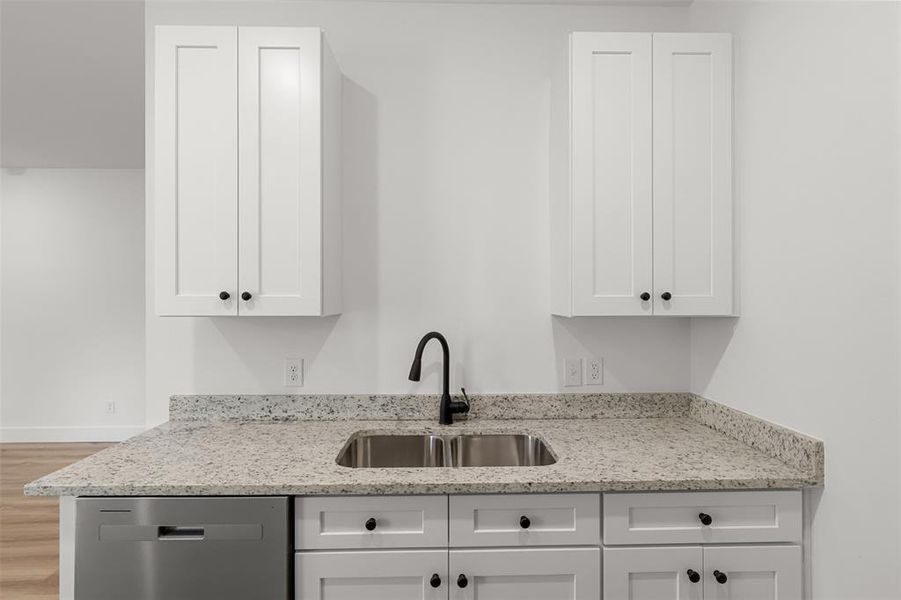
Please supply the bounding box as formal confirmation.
[75,496,290,600]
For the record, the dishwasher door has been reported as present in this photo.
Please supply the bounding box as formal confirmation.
[75,496,290,600]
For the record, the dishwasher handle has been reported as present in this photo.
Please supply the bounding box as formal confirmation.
[158,526,205,540]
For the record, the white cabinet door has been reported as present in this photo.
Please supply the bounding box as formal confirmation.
[238,27,324,316]
[703,546,802,600]
[295,550,447,600]
[154,26,238,316]
[652,33,733,316]
[449,548,600,600]
[570,33,653,316]
[604,547,703,600]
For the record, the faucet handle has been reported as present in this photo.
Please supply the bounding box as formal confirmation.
[460,388,470,409]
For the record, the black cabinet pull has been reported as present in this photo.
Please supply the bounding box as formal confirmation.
[714,570,728,584]
[519,515,531,529]
[241,291,252,301]
[640,292,651,301]
[457,574,468,588]
[686,569,701,583]
[364,518,377,531]
[430,573,441,588]
[661,291,672,301]
[698,513,712,526]
[219,291,230,300]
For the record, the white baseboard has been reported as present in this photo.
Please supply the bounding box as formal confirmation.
[0,425,146,443]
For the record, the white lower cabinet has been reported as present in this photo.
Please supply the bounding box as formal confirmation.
[449,548,600,600]
[603,546,802,600]
[295,550,447,600]
[294,492,804,600]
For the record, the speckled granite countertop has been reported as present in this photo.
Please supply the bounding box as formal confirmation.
[25,394,823,496]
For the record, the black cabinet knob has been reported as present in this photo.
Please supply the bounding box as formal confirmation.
[364,518,377,531]
[219,291,230,300]
[661,291,672,301]
[640,292,651,301]
[687,569,701,584]
[241,291,252,301]
[698,513,712,526]
[430,574,441,588]
[519,515,531,529]
[714,570,728,584]
[457,574,468,588]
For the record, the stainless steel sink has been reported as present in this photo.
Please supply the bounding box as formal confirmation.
[336,432,556,468]
[335,434,447,468]
[450,434,556,467]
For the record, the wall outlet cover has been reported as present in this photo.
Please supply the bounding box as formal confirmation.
[586,358,603,385]
[285,358,304,387]
[564,358,583,387]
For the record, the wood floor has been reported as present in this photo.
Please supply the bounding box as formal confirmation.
[0,443,111,600]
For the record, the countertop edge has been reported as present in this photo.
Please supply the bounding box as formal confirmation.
[24,477,821,497]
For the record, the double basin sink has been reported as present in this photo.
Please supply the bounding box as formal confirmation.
[337,432,556,468]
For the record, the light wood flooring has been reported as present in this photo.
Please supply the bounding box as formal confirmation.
[0,443,110,600]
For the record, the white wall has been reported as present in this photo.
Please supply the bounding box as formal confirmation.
[0,1,145,441]
[687,2,901,599]
[0,169,146,441]
[144,1,695,425]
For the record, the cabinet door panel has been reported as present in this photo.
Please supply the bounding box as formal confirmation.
[239,27,323,315]
[604,547,703,600]
[571,33,653,315]
[704,546,802,600]
[154,26,238,315]
[449,548,599,600]
[295,550,447,600]
[653,33,733,315]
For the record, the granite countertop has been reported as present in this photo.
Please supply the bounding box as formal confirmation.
[25,393,823,496]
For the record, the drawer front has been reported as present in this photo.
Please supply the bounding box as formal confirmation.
[295,496,447,549]
[603,490,802,545]
[450,493,600,547]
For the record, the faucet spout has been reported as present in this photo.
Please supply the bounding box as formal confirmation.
[408,331,469,425]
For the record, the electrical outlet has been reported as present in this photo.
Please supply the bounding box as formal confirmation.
[285,358,303,387]
[563,358,583,387]
[586,358,603,385]
[105,401,116,415]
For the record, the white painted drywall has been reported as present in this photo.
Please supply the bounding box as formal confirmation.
[0,169,146,441]
[0,1,144,168]
[143,1,695,425]
[688,2,901,599]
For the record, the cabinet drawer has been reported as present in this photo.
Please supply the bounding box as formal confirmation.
[603,490,801,545]
[295,496,447,549]
[449,493,600,547]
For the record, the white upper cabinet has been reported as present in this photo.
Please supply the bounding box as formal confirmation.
[153,26,341,316]
[551,32,734,317]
